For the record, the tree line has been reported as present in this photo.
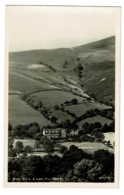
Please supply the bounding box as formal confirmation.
[8,119,114,145]
[8,145,114,183]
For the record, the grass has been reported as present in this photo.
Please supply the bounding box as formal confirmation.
[8,36,115,129]
[27,151,62,157]
[13,139,36,148]
[9,71,57,94]
[103,132,115,145]
[61,141,114,154]
[52,110,74,122]
[9,36,115,103]
[30,90,84,110]
[64,102,111,117]
[77,115,112,128]
[9,95,52,127]
[82,68,115,103]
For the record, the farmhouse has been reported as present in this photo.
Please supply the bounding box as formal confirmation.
[43,128,66,139]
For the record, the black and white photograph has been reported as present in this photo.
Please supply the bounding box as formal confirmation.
[4,5,120,187]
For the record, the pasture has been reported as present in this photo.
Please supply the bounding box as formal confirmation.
[13,139,36,149]
[77,115,112,128]
[103,132,115,145]
[9,71,57,94]
[61,141,114,154]
[9,95,52,127]
[64,102,111,117]
[52,110,74,122]
[30,90,84,109]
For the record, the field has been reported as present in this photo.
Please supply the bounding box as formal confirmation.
[30,90,84,109]
[27,151,62,158]
[13,139,36,148]
[103,132,115,145]
[52,110,74,122]
[13,139,63,157]
[9,71,57,94]
[61,141,114,154]
[77,115,112,128]
[64,102,111,117]
[9,95,52,127]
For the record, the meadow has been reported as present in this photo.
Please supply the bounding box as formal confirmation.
[64,102,111,117]
[9,71,57,94]
[52,110,74,122]
[77,115,112,128]
[9,36,115,103]
[9,95,52,127]
[61,141,114,154]
[30,90,84,109]
[103,132,115,145]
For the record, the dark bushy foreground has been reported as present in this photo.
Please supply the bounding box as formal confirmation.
[8,146,114,182]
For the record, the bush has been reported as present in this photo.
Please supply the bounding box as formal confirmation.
[15,141,23,154]
[24,145,32,153]
[59,145,68,154]
[71,98,78,104]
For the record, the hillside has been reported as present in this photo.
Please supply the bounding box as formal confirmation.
[9,36,115,128]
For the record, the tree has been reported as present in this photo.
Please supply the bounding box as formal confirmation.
[8,123,13,131]
[59,145,68,154]
[94,149,114,175]
[8,159,21,181]
[71,98,78,104]
[60,146,90,176]
[14,125,23,138]
[38,101,43,108]
[15,141,23,154]
[54,105,59,110]
[34,132,43,140]
[77,57,80,61]
[63,60,68,68]
[69,145,78,152]
[54,143,60,150]
[65,170,73,182]
[73,124,79,130]
[34,140,41,150]
[93,132,105,142]
[43,155,61,180]
[28,123,40,138]
[71,159,104,182]
[77,62,83,71]
[24,145,32,153]
[94,122,102,129]
[80,134,94,142]
[8,137,13,150]
[82,122,90,134]
[22,156,44,181]
[42,139,54,153]
[51,116,57,123]
[40,135,49,143]
[8,148,17,157]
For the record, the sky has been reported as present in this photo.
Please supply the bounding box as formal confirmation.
[6,6,119,52]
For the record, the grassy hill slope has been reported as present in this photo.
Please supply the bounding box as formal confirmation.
[9,36,115,103]
[9,36,115,127]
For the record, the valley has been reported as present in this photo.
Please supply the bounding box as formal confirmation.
[8,36,115,154]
